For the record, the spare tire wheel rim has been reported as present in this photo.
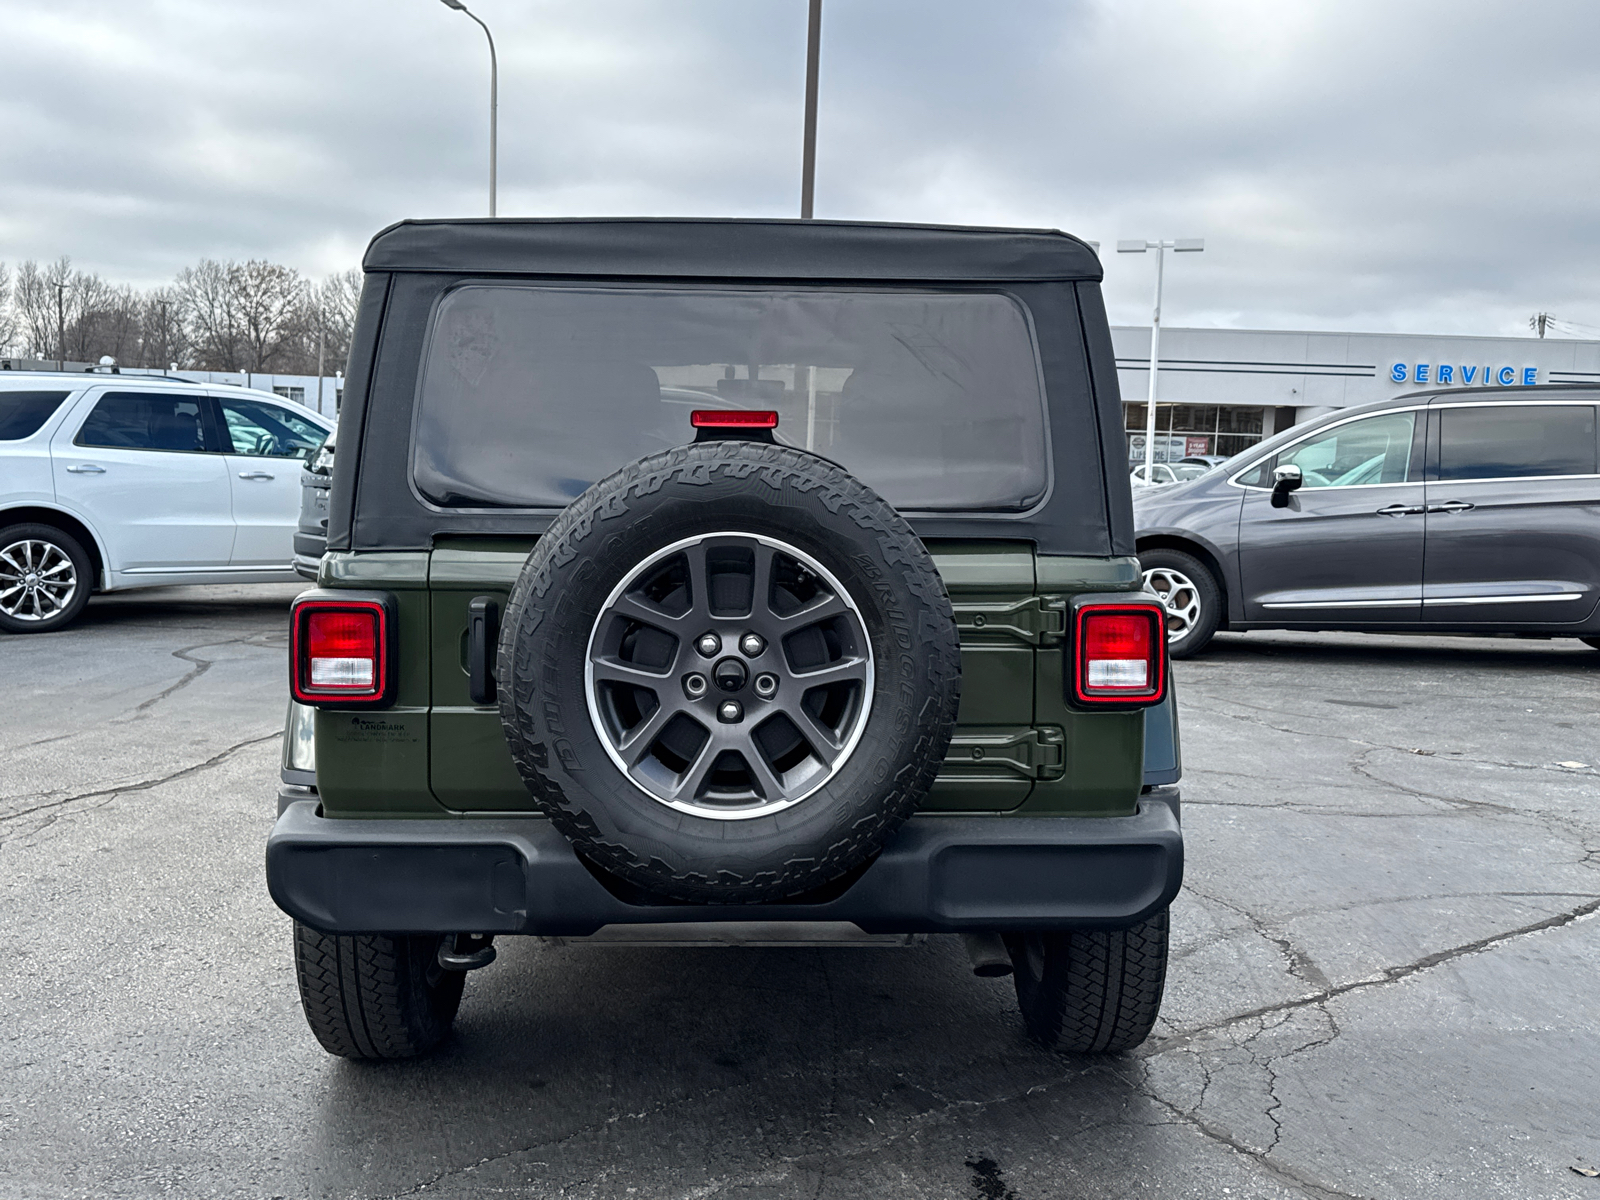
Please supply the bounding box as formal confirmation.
[585,531,875,820]
[1142,566,1201,643]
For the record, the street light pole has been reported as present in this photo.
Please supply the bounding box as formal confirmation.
[800,0,821,219]
[1117,238,1204,479]
[440,0,498,217]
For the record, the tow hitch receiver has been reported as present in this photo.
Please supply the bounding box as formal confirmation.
[437,933,496,972]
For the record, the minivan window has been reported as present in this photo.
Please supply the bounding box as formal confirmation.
[1245,411,1416,489]
[1436,404,1597,481]
[75,392,211,453]
[0,391,70,440]
[412,285,1050,512]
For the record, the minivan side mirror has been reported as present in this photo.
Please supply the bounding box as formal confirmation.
[1270,464,1303,509]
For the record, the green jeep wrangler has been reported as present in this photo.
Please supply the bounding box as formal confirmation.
[267,217,1183,1060]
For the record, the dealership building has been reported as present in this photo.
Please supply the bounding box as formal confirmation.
[1110,326,1600,464]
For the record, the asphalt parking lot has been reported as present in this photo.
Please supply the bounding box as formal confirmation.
[2,585,1598,1200]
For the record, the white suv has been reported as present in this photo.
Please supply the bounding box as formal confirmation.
[0,373,333,633]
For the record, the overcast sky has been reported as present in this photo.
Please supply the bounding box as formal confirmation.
[3,0,1598,337]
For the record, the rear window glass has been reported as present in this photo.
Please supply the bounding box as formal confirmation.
[1437,404,1597,481]
[412,285,1050,511]
[76,392,209,453]
[0,390,70,440]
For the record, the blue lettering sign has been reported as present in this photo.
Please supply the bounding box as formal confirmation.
[1390,363,1407,383]
[1415,364,1430,383]
[1461,365,1477,384]
[1523,367,1537,385]
[1437,364,1454,384]
[1497,366,1515,385]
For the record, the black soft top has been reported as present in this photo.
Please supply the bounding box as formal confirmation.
[363,217,1103,283]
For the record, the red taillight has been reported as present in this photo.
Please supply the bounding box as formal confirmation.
[291,599,389,706]
[1074,603,1166,705]
[690,409,779,429]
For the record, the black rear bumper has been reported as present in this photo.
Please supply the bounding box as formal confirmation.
[266,791,1182,937]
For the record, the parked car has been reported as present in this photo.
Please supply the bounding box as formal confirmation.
[1131,461,1210,487]
[0,373,333,633]
[1177,454,1229,468]
[292,433,335,581]
[1133,385,1600,657]
[267,216,1184,1060]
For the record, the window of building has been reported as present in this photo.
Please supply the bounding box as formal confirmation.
[1123,403,1265,461]
[272,386,307,404]
[1436,405,1597,481]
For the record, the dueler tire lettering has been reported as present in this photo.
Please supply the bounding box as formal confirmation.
[497,440,961,903]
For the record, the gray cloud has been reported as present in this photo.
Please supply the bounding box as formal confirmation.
[2,0,1597,337]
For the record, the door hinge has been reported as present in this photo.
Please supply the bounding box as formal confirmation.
[951,597,1066,646]
[942,726,1065,781]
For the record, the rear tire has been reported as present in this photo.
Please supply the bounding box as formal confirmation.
[1138,548,1220,659]
[0,523,94,634]
[292,923,464,1059]
[1004,909,1170,1053]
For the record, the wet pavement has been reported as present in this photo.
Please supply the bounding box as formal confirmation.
[2,585,1598,1199]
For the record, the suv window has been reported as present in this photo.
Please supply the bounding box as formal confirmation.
[217,396,328,459]
[1436,404,1597,481]
[0,390,71,440]
[413,285,1049,512]
[1242,411,1415,488]
[75,391,211,453]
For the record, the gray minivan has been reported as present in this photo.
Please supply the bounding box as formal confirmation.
[1132,385,1600,657]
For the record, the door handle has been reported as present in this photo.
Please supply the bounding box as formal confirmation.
[65,464,106,474]
[1430,500,1475,513]
[237,470,275,481]
[1375,503,1424,516]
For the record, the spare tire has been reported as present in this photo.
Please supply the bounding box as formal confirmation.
[497,440,960,903]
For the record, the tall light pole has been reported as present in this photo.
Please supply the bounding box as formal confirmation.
[440,0,498,217]
[800,0,821,218]
[1117,238,1203,479]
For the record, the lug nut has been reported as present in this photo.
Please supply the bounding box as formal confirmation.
[696,632,721,658]
[739,632,766,657]
[754,673,778,698]
[684,673,708,698]
[718,700,744,723]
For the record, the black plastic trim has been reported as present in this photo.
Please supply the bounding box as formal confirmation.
[266,793,1183,937]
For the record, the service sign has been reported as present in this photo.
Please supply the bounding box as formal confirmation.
[1391,363,1538,387]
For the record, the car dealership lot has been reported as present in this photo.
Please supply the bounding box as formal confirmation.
[2,589,1597,1199]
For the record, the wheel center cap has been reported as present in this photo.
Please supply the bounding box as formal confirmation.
[713,657,749,692]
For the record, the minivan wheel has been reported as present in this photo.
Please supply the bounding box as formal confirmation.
[0,523,94,634]
[1138,548,1221,659]
[1004,909,1170,1054]
[292,923,464,1059]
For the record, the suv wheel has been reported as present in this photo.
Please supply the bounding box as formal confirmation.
[498,440,961,904]
[1138,548,1220,659]
[0,523,94,635]
[292,923,464,1059]
[1004,909,1170,1053]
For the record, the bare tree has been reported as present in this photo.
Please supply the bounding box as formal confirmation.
[235,259,307,372]
[139,288,187,369]
[305,268,362,375]
[13,260,58,359]
[0,262,16,356]
[177,258,244,370]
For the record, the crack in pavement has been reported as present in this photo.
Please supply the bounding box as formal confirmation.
[0,732,280,841]
[1153,894,1600,1052]
[1185,687,1598,779]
